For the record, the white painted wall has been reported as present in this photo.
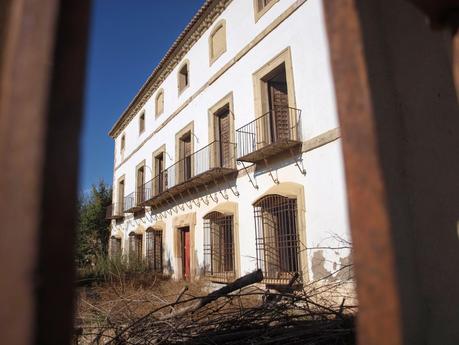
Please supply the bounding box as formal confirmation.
[109,0,351,282]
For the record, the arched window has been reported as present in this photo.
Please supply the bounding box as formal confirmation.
[203,211,234,278]
[209,20,226,64]
[253,194,299,281]
[128,232,142,265]
[177,61,189,93]
[146,228,163,273]
[155,89,164,117]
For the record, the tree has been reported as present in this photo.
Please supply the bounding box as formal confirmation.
[76,180,112,267]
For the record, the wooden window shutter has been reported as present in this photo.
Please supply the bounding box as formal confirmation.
[211,25,226,59]
[156,91,164,115]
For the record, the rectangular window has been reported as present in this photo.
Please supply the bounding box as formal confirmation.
[209,20,226,64]
[155,90,164,117]
[120,134,125,152]
[204,212,234,278]
[179,133,192,182]
[265,64,290,143]
[110,237,121,259]
[154,152,165,195]
[214,105,232,168]
[136,166,145,205]
[129,234,142,264]
[254,0,277,22]
[178,63,189,93]
[139,112,145,134]
[254,195,300,282]
[118,178,125,213]
[146,230,162,273]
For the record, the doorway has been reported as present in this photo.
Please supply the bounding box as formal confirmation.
[154,152,165,195]
[179,226,191,280]
[179,133,192,182]
[215,105,231,168]
[265,64,290,142]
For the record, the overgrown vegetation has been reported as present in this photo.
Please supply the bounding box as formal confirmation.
[76,180,112,268]
[77,254,158,286]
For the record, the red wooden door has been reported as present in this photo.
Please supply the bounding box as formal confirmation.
[180,227,191,280]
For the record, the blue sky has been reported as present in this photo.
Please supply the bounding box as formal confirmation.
[80,0,204,194]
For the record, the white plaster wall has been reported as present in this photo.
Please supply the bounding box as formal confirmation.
[109,0,351,281]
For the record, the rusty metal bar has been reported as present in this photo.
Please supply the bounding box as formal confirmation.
[0,0,90,344]
[324,0,459,344]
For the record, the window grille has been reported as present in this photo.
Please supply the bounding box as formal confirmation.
[203,212,234,278]
[110,237,121,259]
[253,194,300,281]
[129,233,142,264]
[146,229,163,273]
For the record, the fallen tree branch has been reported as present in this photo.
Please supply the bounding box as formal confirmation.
[160,269,263,320]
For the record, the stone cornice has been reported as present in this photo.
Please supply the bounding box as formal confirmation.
[109,0,232,138]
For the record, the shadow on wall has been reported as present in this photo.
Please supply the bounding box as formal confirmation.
[166,250,174,276]
[148,176,239,220]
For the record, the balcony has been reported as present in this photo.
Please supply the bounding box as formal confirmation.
[236,107,302,163]
[105,203,124,220]
[123,191,144,213]
[141,141,237,209]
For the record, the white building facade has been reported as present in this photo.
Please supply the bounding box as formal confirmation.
[107,0,351,286]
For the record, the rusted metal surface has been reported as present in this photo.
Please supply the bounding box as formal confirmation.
[0,0,90,344]
[324,0,459,344]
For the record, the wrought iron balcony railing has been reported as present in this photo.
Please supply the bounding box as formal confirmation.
[124,191,144,213]
[141,141,237,208]
[236,106,302,163]
[105,203,124,220]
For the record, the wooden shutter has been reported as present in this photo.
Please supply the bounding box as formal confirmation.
[154,231,162,272]
[155,153,165,194]
[156,91,164,115]
[217,108,231,168]
[268,81,290,141]
[118,180,124,211]
[180,134,192,181]
[212,25,225,59]
[137,167,144,204]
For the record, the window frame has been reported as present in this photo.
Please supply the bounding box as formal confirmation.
[177,59,190,95]
[135,160,146,206]
[128,232,143,265]
[120,134,126,154]
[203,211,235,280]
[253,193,301,284]
[146,228,163,273]
[208,19,227,65]
[155,88,164,118]
[138,111,145,135]
[253,0,279,22]
[109,236,122,259]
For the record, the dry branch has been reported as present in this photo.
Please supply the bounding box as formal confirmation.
[160,269,263,320]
